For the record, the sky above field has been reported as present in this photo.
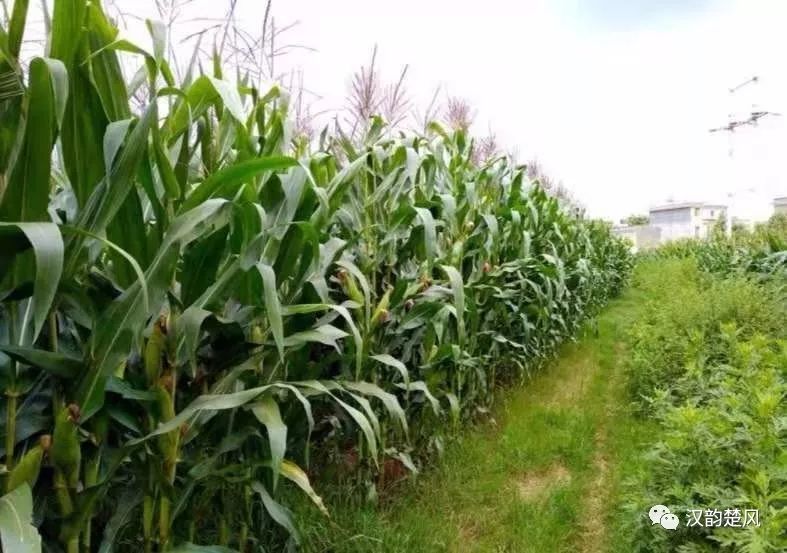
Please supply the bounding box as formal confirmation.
[33,1,787,221]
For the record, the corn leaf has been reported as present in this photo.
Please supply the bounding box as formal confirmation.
[0,345,81,379]
[0,223,63,345]
[181,156,298,212]
[440,264,466,344]
[0,484,41,553]
[251,482,300,545]
[257,263,284,361]
[279,460,328,517]
[251,395,287,490]
[0,58,66,223]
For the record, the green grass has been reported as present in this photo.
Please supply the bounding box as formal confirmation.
[295,282,657,552]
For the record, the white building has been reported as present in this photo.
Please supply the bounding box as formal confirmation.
[774,197,787,215]
[612,225,661,252]
[648,202,726,242]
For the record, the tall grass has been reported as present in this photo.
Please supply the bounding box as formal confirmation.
[0,2,632,550]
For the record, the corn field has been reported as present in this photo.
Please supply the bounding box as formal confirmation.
[0,2,632,551]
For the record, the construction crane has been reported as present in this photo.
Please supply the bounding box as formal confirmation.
[709,109,781,133]
[708,76,780,236]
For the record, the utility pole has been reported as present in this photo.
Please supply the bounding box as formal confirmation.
[709,76,780,236]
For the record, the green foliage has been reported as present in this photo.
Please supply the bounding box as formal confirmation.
[0,3,632,551]
[623,214,649,226]
[626,260,786,406]
[620,260,787,552]
[0,483,42,553]
[650,214,787,282]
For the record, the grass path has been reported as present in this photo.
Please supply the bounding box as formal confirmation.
[300,288,650,552]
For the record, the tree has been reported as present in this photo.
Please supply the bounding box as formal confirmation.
[622,214,649,226]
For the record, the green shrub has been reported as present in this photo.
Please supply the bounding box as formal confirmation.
[622,332,786,552]
[627,260,786,407]
[621,260,786,552]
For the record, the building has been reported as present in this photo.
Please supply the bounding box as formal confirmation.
[612,225,661,253]
[648,202,726,242]
[774,197,787,215]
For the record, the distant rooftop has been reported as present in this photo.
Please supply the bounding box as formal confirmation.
[649,201,726,213]
[774,197,787,204]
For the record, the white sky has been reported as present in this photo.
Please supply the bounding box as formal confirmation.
[33,1,787,221]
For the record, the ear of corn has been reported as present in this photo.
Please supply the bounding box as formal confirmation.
[0,1,632,550]
[50,406,81,489]
[6,443,44,492]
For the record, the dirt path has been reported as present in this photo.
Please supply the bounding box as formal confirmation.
[576,342,626,553]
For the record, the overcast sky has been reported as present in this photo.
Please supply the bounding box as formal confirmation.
[40,1,787,221]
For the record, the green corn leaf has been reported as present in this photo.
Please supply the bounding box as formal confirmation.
[87,38,151,61]
[415,207,437,262]
[445,392,460,426]
[135,385,275,441]
[344,381,409,438]
[180,228,229,305]
[0,223,63,345]
[152,129,181,201]
[102,120,133,175]
[251,395,287,490]
[50,0,87,66]
[67,103,156,273]
[0,58,66,223]
[181,156,298,212]
[178,306,213,373]
[61,224,149,312]
[370,354,410,389]
[397,380,441,415]
[275,385,315,449]
[257,263,284,361]
[0,484,41,553]
[6,0,30,60]
[146,19,167,63]
[166,75,246,139]
[85,3,132,121]
[251,482,300,545]
[105,377,156,401]
[345,391,381,440]
[440,265,466,345]
[282,324,348,349]
[296,380,378,464]
[0,345,81,379]
[330,304,364,379]
[325,154,368,214]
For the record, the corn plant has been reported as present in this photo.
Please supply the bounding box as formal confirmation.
[0,1,632,551]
